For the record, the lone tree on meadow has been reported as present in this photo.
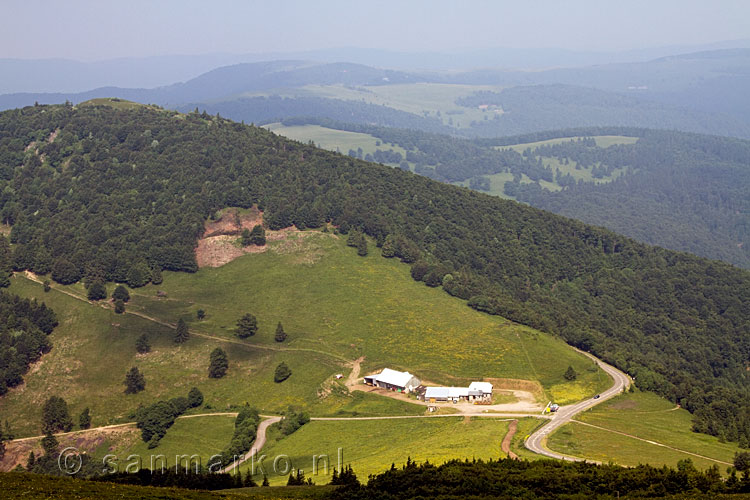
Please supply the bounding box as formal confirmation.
[236,313,258,338]
[124,366,146,394]
[274,322,287,343]
[174,318,189,343]
[114,299,125,314]
[274,362,292,383]
[135,334,151,354]
[78,407,91,430]
[208,348,228,378]
[187,387,204,408]
[564,365,578,381]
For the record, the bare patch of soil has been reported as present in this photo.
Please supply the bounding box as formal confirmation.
[196,207,337,268]
[196,207,266,267]
[1,426,138,472]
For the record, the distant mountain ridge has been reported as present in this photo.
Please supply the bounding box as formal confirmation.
[1,48,749,140]
[3,38,750,93]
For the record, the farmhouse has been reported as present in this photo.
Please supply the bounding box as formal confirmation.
[363,368,421,393]
[424,381,493,404]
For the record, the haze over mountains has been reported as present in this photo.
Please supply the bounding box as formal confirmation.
[2,46,750,141]
[4,38,750,94]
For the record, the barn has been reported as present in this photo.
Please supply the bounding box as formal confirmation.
[424,382,493,404]
[363,368,421,393]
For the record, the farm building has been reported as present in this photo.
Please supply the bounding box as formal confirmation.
[363,368,421,393]
[424,382,493,404]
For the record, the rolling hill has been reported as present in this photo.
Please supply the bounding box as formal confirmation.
[0,102,749,451]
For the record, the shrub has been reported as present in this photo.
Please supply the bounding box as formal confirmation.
[274,362,291,383]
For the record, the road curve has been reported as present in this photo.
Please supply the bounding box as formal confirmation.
[525,349,631,461]
[221,416,282,474]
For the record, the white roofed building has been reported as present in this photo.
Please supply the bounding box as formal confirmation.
[424,381,493,404]
[363,368,421,393]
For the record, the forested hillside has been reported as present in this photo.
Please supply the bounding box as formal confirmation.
[1,103,749,446]
[485,128,750,269]
[280,120,750,268]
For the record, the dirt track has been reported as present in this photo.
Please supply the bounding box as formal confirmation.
[500,420,519,459]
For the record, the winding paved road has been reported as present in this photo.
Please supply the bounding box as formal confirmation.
[221,416,282,474]
[525,349,631,461]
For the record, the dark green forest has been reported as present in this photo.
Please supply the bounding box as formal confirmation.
[332,457,748,499]
[1,103,749,445]
[497,130,750,269]
[285,119,750,269]
[0,290,57,395]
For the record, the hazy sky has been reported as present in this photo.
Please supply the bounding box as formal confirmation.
[3,0,750,60]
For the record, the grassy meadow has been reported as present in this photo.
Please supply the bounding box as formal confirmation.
[264,123,408,164]
[240,416,530,485]
[547,391,740,471]
[2,231,607,447]
[502,135,638,153]
[291,83,504,128]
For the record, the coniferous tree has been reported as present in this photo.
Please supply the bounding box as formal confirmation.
[26,451,35,470]
[274,322,287,342]
[197,309,205,320]
[244,469,257,487]
[135,334,151,354]
[236,313,258,338]
[208,348,228,378]
[41,396,73,434]
[124,366,146,394]
[346,230,360,247]
[249,224,266,246]
[262,474,269,486]
[4,420,14,440]
[357,235,368,256]
[187,387,204,407]
[174,318,189,343]
[41,432,58,457]
[241,228,252,247]
[381,235,396,258]
[78,407,91,429]
[564,366,578,381]
[114,299,125,314]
